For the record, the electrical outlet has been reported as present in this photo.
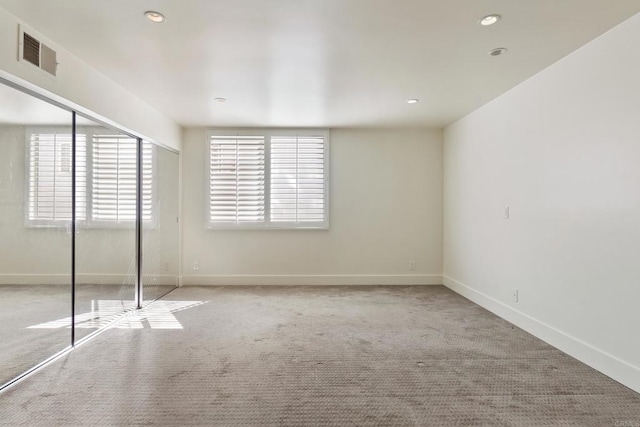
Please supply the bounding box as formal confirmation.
[192,261,199,271]
[162,261,169,272]
[409,260,416,271]
[504,206,510,219]
[512,289,519,303]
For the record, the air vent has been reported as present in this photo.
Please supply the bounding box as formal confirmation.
[19,28,58,77]
[40,44,57,76]
[23,32,40,66]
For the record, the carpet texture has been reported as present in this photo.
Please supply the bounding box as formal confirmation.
[0,285,638,426]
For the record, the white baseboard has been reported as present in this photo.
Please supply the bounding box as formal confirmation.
[182,274,442,286]
[75,274,132,285]
[141,275,179,287]
[443,275,640,394]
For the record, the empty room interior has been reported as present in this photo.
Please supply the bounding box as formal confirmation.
[1,1,640,425]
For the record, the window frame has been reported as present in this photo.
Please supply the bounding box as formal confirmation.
[206,129,330,230]
[24,126,157,229]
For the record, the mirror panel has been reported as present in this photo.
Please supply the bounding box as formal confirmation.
[142,144,179,303]
[74,116,137,340]
[0,79,181,388]
[0,82,72,386]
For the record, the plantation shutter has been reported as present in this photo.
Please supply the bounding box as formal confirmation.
[140,141,154,222]
[28,131,87,222]
[209,135,265,224]
[92,135,153,222]
[270,134,325,224]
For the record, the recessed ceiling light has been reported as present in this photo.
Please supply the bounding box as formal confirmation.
[488,47,508,57]
[479,14,501,26]
[407,99,419,104]
[214,98,227,103]
[144,11,165,23]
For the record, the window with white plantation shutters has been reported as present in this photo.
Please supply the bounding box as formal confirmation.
[27,131,87,224]
[27,128,154,227]
[208,130,328,229]
[91,135,153,223]
[271,135,326,224]
[209,135,265,225]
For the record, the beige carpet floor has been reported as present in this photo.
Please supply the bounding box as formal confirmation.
[0,285,638,426]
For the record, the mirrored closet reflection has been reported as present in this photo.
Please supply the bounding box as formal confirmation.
[0,79,179,389]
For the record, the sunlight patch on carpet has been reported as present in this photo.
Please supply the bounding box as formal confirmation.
[27,300,208,330]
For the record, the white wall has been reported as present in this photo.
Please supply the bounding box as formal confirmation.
[182,127,443,285]
[443,14,640,392]
[0,6,181,151]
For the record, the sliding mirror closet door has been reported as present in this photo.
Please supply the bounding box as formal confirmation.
[141,144,179,303]
[73,116,137,340]
[0,82,72,387]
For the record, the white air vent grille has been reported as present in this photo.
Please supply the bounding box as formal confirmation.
[40,44,57,76]
[19,27,57,77]
[22,32,40,67]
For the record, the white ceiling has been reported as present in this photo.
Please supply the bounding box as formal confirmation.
[1,0,639,129]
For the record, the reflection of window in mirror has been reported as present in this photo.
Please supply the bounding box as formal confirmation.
[59,142,71,173]
[26,129,86,225]
[26,127,156,228]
